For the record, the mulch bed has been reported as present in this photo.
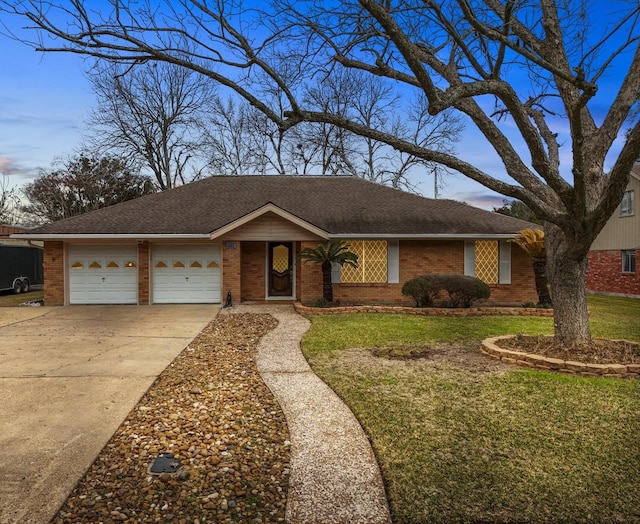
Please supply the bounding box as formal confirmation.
[499,334,640,365]
[52,313,290,524]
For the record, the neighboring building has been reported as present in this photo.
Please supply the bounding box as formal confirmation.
[12,175,538,306]
[587,165,640,297]
[1,225,44,247]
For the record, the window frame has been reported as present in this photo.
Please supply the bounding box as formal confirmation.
[622,249,636,273]
[339,240,388,284]
[620,190,634,217]
[464,240,511,285]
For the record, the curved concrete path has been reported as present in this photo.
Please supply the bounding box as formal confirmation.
[222,305,391,524]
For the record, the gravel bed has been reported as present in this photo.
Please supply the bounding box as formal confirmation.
[52,313,290,523]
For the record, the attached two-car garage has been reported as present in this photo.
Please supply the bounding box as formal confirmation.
[68,244,221,304]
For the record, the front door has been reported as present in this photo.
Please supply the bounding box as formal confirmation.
[268,242,293,297]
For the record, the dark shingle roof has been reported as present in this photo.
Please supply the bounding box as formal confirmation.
[26,175,534,237]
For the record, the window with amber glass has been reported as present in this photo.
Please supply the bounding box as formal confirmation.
[475,240,499,284]
[340,240,387,283]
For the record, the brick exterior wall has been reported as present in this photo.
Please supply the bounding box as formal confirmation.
[42,238,539,306]
[43,241,64,305]
[241,242,266,301]
[137,241,150,305]
[0,225,29,237]
[298,241,324,303]
[222,241,241,305]
[295,242,302,301]
[587,249,640,297]
[329,240,538,306]
[493,245,538,304]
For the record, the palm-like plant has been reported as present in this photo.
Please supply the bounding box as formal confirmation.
[512,228,552,306]
[298,241,359,304]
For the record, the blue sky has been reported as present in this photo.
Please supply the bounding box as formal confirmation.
[0,3,633,211]
[0,21,91,178]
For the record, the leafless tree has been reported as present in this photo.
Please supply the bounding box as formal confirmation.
[0,174,20,223]
[2,1,640,346]
[207,96,291,175]
[86,60,215,190]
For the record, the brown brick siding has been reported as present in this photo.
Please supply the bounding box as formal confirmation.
[295,242,302,301]
[43,241,64,305]
[137,242,150,305]
[222,241,241,304]
[587,249,640,296]
[0,225,29,237]
[493,245,538,304]
[241,242,266,301]
[298,241,324,303]
[294,240,537,306]
[42,238,539,306]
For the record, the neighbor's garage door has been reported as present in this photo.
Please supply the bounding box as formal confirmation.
[68,245,138,304]
[152,244,221,303]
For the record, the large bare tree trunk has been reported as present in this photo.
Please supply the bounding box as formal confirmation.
[545,225,591,347]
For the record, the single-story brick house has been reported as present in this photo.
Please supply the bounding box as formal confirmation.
[587,165,640,297]
[14,175,538,306]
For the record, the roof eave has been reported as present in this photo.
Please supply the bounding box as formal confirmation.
[10,233,211,240]
[329,233,520,239]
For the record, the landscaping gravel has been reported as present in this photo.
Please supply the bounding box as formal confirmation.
[52,313,291,523]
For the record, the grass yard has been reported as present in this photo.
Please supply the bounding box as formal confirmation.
[302,295,640,523]
[0,289,44,307]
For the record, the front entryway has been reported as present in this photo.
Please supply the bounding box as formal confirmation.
[268,242,294,298]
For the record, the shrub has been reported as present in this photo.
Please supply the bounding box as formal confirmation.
[441,274,491,307]
[401,274,445,307]
[402,274,490,308]
[311,297,330,308]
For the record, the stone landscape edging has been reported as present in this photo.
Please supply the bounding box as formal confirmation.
[294,303,554,317]
[482,335,640,379]
[293,304,637,379]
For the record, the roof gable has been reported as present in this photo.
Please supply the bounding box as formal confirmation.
[210,203,329,240]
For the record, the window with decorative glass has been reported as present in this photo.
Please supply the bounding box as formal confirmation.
[622,250,636,273]
[340,240,388,283]
[621,190,634,216]
[474,240,499,284]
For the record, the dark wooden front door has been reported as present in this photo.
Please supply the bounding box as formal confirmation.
[268,242,293,297]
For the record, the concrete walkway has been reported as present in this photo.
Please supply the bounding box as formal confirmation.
[223,305,392,524]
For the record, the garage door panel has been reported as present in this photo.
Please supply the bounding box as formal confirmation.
[69,245,138,304]
[152,245,221,304]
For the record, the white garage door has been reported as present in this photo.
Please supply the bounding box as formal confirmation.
[152,244,221,303]
[69,245,138,304]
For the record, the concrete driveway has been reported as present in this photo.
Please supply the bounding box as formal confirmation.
[0,305,218,524]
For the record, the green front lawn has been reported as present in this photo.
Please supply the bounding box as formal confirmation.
[0,289,44,307]
[302,296,640,523]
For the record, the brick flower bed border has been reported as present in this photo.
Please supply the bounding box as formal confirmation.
[293,303,638,379]
[482,335,640,379]
[294,303,554,317]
